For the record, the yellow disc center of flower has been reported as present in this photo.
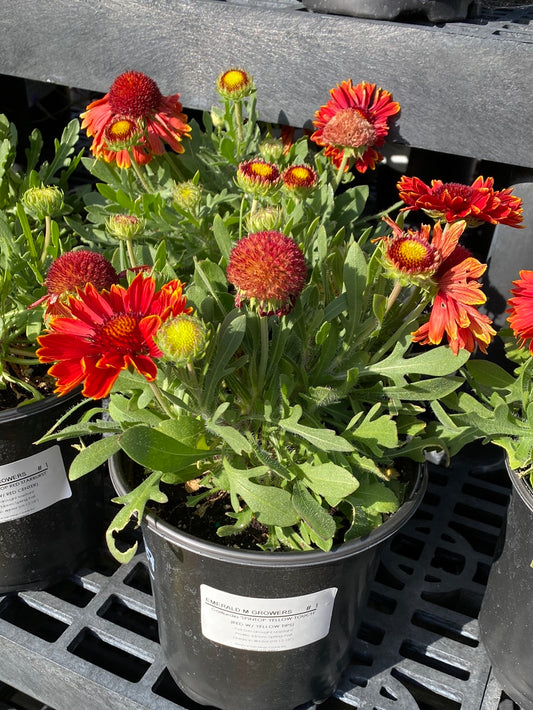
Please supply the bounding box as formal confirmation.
[251,162,275,177]
[386,236,439,275]
[107,119,137,141]
[322,108,377,148]
[221,70,249,92]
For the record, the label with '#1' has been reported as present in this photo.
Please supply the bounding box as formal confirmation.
[200,584,338,652]
[0,445,71,523]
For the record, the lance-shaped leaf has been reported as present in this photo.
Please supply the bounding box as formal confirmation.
[69,434,121,480]
[119,425,213,474]
[292,481,336,542]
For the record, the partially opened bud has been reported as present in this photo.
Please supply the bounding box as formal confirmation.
[21,186,64,220]
[106,214,145,241]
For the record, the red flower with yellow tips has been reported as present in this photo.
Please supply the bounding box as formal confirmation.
[81,71,191,167]
[408,226,495,354]
[37,273,192,399]
[507,270,533,355]
[311,80,400,173]
[397,175,523,227]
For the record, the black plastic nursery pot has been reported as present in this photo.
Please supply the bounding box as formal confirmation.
[0,390,103,594]
[478,462,533,709]
[300,0,474,22]
[110,454,427,710]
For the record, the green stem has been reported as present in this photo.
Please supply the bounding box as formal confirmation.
[148,380,174,418]
[385,280,402,314]
[234,100,244,149]
[129,155,154,193]
[40,215,51,265]
[163,151,185,182]
[125,237,137,269]
[332,152,350,193]
[255,315,269,398]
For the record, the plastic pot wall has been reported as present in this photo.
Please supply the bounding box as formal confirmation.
[478,463,533,708]
[0,391,103,593]
[110,454,427,710]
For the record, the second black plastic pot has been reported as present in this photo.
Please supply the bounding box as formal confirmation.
[0,390,103,594]
[478,461,533,709]
[110,454,427,710]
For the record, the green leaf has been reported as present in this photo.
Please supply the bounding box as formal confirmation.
[385,376,463,401]
[465,359,515,389]
[69,435,121,480]
[202,311,247,408]
[368,341,470,383]
[279,405,354,452]
[212,214,233,261]
[119,425,213,473]
[292,482,336,541]
[300,462,359,506]
[106,469,167,563]
[222,460,299,527]
[347,483,399,516]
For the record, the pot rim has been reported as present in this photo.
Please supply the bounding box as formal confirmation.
[0,386,82,424]
[109,453,428,567]
[505,457,533,513]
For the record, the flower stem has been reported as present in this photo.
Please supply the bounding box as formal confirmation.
[148,380,174,418]
[129,154,154,192]
[125,237,137,269]
[255,315,269,397]
[40,215,51,265]
[385,280,402,314]
[332,152,350,193]
[234,100,244,149]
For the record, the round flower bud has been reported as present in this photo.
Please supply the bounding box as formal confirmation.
[21,185,64,220]
[216,68,255,101]
[281,164,318,199]
[156,314,208,365]
[105,214,145,241]
[173,180,202,213]
[258,137,284,163]
[236,159,280,198]
[245,206,282,233]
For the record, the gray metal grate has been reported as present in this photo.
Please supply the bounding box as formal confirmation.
[0,446,525,710]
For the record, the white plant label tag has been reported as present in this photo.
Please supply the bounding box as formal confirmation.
[200,584,338,652]
[0,445,71,523]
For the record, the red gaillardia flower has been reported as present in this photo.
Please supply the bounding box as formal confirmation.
[81,70,191,168]
[405,221,495,354]
[37,273,192,399]
[30,250,119,317]
[397,175,524,227]
[311,80,400,173]
[507,271,533,355]
[227,231,307,316]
